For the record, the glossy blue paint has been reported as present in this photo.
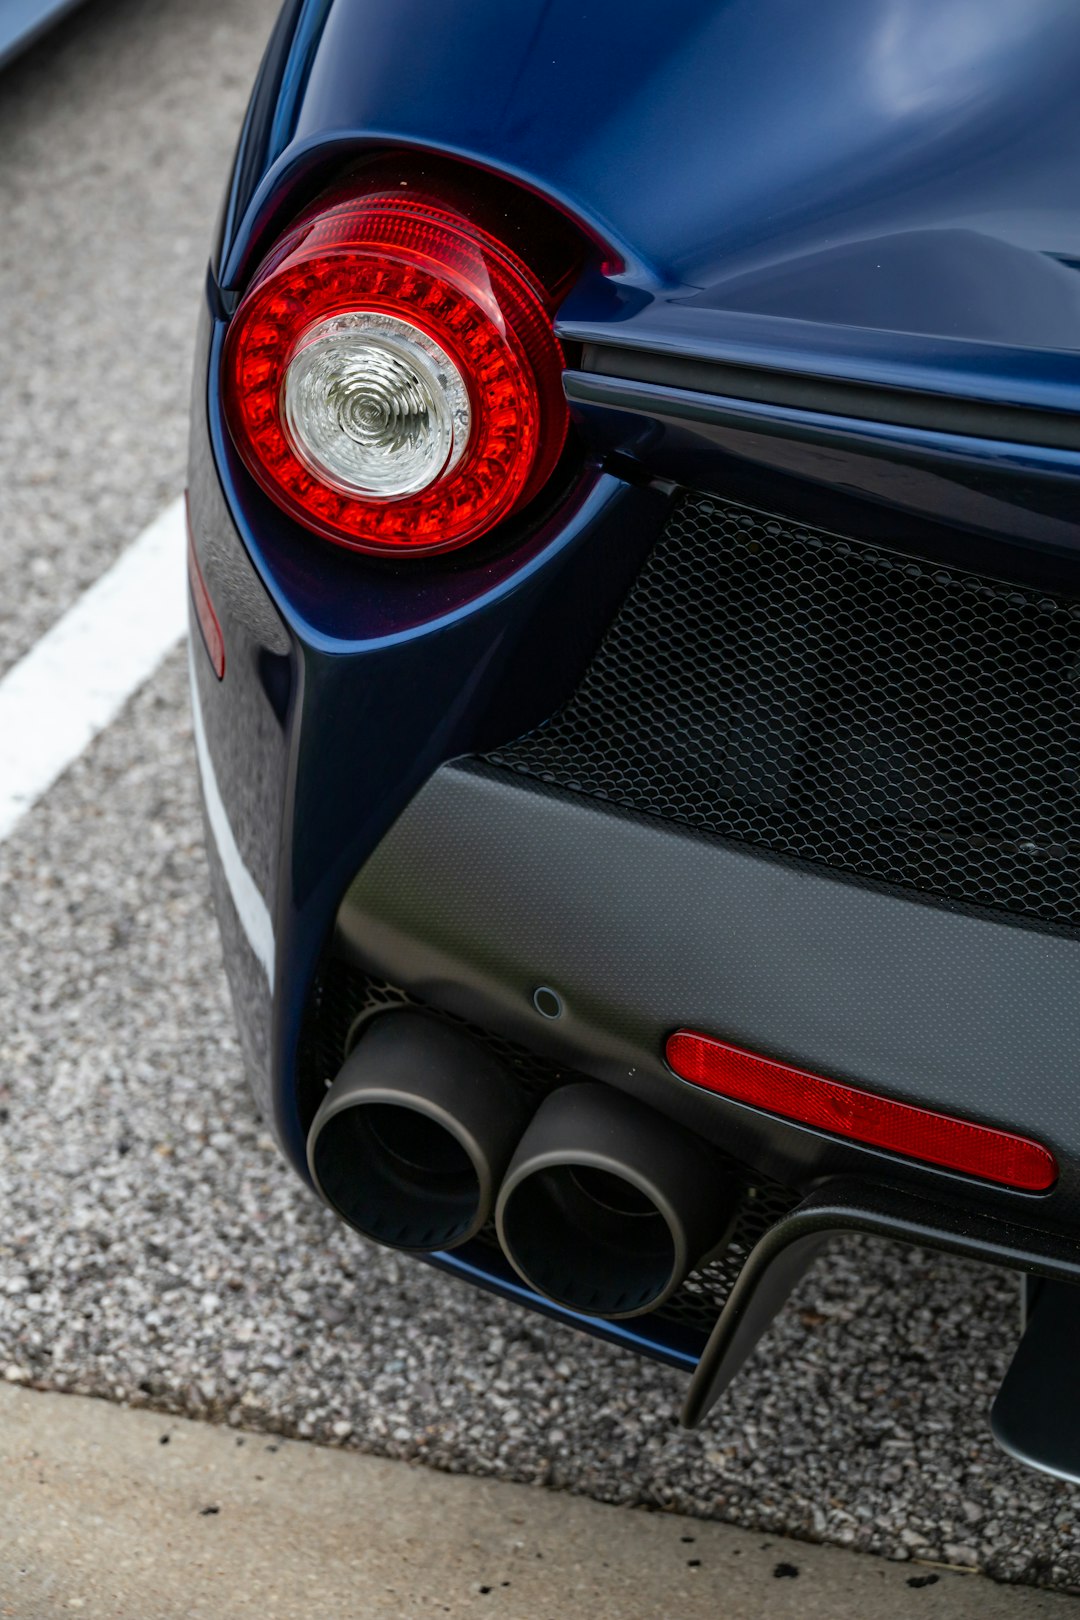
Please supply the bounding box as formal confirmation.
[214,0,309,278]
[428,1246,702,1372]
[565,382,1080,578]
[0,0,85,67]
[212,0,1080,577]
[223,0,1080,355]
[560,274,1080,414]
[266,0,334,165]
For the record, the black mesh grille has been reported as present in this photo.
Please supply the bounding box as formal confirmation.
[297,959,798,1344]
[489,493,1080,929]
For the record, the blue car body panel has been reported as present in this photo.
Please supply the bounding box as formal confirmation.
[220,0,1080,342]
[0,0,85,66]
[189,0,1080,1423]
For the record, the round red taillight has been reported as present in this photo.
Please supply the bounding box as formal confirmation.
[222,186,570,556]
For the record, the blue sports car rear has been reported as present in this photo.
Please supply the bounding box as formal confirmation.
[187,0,1080,1483]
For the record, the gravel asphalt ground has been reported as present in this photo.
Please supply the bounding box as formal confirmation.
[1,0,1079,1602]
[0,0,277,681]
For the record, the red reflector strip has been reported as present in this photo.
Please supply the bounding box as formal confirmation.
[185,496,225,680]
[665,1031,1057,1192]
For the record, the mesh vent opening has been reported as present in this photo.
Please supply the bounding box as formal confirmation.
[489,493,1080,929]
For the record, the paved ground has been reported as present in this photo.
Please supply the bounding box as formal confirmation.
[4,1384,1078,1620]
[1,0,1080,1607]
[0,0,278,681]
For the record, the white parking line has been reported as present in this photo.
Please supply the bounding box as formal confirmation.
[0,498,188,844]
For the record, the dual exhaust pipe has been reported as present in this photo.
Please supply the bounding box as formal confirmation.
[308,1011,736,1319]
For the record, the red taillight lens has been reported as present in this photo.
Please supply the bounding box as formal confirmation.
[222,186,570,556]
[666,1031,1057,1192]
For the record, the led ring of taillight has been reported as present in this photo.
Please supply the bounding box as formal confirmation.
[223,190,570,556]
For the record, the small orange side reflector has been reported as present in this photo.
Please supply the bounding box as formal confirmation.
[665,1031,1057,1193]
[185,495,225,680]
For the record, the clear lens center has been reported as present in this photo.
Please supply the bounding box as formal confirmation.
[282,311,471,500]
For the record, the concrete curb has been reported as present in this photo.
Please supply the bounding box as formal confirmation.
[0,1384,1073,1619]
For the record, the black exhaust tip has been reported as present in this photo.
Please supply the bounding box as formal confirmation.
[307,1011,527,1253]
[495,1082,738,1319]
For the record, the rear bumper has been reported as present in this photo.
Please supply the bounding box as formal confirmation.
[337,757,1080,1219]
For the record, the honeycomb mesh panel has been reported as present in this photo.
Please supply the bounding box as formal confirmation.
[489,494,1080,928]
[297,960,799,1339]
